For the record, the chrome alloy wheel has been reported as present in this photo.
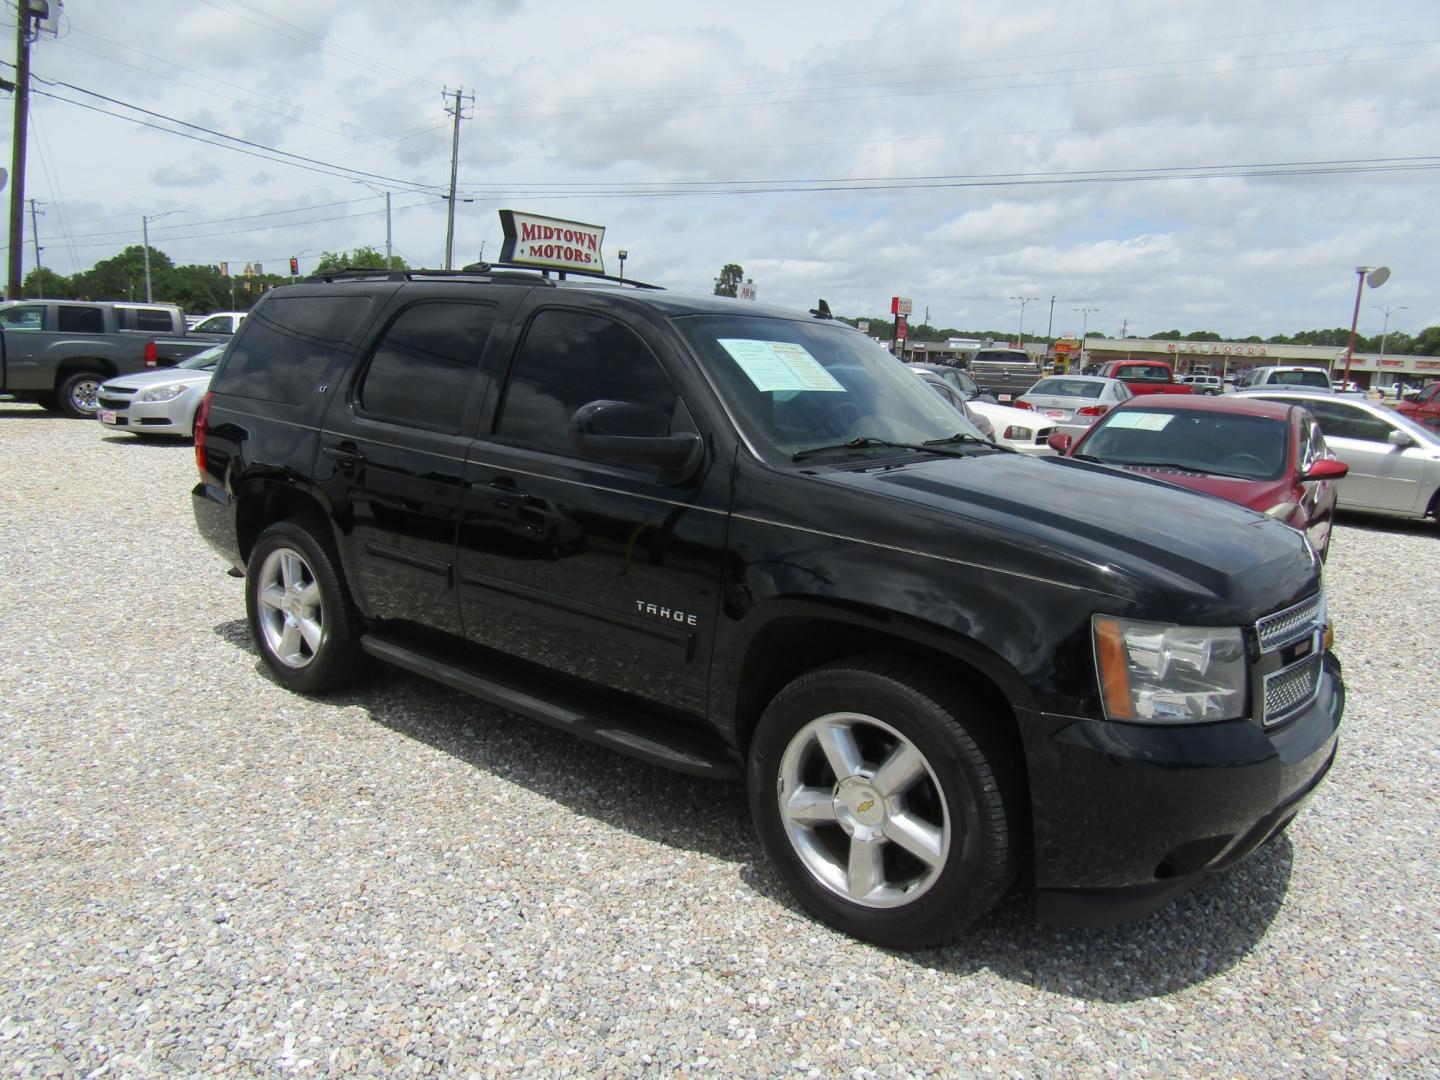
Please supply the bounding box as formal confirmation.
[255,546,325,668]
[69,376,102,413]
[776,712,951,908]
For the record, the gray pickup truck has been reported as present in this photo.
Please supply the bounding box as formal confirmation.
[0,299,224,417]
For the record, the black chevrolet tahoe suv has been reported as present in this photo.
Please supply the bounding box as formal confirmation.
[192,267,1342,948]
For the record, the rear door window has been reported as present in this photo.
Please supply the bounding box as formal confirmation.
[56,306,105,333]
[356,301,495,434]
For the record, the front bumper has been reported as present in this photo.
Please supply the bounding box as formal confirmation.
[1026,652,1343,927]
[95,388,200,434]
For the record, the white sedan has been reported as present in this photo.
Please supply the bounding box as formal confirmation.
[1015,375,1132,440]
[94,345,224,438]
[967,399,1057,455]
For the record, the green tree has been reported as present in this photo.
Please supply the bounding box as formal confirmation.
[21,267,74,298]
[1411,326,1440,356]
[713,263,744,297]
[1152,329,1182,340]
[315,245,408,272]
[1183,330,1221,341]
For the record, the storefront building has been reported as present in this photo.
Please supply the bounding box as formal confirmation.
[1074,338,1440,389]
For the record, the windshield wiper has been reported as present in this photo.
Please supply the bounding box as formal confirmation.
[924,432,1017,453]
[1121,460,1247,478]
[793,436,970,461]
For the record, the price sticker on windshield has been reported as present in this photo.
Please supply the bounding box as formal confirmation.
[718,339,845,393]
[1106,412,1174,431]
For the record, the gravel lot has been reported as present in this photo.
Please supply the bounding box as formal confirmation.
[1,406,1436,1077]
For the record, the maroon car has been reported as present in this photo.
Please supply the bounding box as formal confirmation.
[1048,395,1348,560]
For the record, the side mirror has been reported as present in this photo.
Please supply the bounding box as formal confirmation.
[568,400,703,481]
[1387,428,1415,448]
[1047,432,1073,453]
[1301,458,1348,481]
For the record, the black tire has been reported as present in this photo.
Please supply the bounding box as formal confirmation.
[244,521,363,694]
[56,370,105,419]
[747,657,1021,949]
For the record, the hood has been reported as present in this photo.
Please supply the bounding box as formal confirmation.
[102,368,214,390]
[812,451,1317,622]
[1112,465,1293,513]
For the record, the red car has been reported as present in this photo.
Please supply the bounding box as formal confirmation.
[1395,382,1440,430]
[1047,395,1348,560]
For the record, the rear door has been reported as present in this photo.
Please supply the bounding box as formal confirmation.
[1285,397,1425,513]
[455,296,730,715]
[318,291,508,635]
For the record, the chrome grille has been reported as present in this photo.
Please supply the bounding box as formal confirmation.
[1256,595,1322,652]
[1263,653,1323,726]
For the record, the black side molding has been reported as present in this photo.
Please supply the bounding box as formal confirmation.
[359,633,740,780]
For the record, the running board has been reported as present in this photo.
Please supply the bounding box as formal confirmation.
[360,634,740,780]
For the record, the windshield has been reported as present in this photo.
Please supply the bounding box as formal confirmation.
[1030,378,1104,399]
[178,345,225,370]
[675,315,985,462]
[1082,409,1289,480]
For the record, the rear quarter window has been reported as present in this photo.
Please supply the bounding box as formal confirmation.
[212,295,373,405]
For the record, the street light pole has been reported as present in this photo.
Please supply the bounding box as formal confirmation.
[1010,295,1038,349]
[141,210,181,303]
[618,249,627,283]
[1074,307,1099,366]
[1343,265,1389,388]
[1374,303,1407,386]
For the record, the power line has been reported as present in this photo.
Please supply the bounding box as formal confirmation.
[35,77,448,193]
[30,85,446,194]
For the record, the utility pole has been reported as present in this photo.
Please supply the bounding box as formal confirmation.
[442,87,474,271]
[1046,295,1055,339]
[7,0,44,300]
[384,190,392,268]
[27,198,43,297]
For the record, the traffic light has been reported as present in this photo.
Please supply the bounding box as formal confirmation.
[289,257,299,275]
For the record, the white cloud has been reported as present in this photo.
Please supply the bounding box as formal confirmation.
[7,0,1437,339]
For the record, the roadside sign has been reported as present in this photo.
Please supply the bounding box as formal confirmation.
[896,315,908,340]
[891,296,913,316]
[858,320,870,334]
[739,281,757,301]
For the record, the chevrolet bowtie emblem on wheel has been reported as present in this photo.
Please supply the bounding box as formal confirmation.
[856,799,875,814]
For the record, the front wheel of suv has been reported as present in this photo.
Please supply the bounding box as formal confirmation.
[748,659,1020,949]
[245,521,362,694]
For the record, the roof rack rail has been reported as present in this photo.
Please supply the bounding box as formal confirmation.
[461,261,665,291]
[303,262,664,291]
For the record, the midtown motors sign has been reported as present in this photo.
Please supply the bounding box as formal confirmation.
[499,210,606,274]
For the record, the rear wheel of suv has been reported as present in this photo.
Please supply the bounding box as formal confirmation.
[245,522,362,694]
[748,659,1020,949]
[56,370,104,419]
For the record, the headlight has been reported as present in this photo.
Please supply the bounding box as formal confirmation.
[1003,425,1033,440]
[1093,615,1247,723]
[140,383,188,402]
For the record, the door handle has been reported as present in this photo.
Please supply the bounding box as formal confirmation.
[322,444,366,467]
[472,478,523,508]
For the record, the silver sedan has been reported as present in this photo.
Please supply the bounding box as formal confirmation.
[1015,375,1132,439]
[95,345,224,438]
[1236,388,1440,521]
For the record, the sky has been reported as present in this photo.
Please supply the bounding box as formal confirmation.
[3,0,1437,341]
